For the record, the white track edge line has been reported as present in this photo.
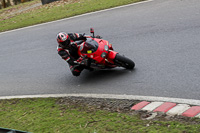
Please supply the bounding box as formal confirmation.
[0,0,154,35]
[0,93,200,106]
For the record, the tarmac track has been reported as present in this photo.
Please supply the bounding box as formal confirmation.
[0,0,200,101]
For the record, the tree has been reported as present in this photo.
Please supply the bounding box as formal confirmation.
[1,0,6,8]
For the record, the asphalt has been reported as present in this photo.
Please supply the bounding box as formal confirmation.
[0,0,200,100]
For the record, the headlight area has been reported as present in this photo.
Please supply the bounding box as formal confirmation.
[104,45,109,51]
[101,52,107,58]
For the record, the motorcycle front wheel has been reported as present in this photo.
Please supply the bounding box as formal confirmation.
[114,54,135,69]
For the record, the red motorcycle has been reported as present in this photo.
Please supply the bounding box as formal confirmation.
[77,28,135,70]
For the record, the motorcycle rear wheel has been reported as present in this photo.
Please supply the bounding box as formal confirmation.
[114,54,135,69]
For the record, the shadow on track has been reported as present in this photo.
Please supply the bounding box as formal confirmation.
[77,68,136,84]
[57,68,137,89]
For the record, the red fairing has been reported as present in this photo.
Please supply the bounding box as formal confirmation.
[107,50,118,60]
[77,37,119,69]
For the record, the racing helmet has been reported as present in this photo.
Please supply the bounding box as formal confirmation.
[56,32,70,48]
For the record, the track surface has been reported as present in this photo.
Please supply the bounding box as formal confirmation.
[0,0,200,100]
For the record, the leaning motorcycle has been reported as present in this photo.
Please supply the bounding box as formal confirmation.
[77,28,135,70]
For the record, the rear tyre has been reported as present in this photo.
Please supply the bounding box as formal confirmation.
[114,54,135,69]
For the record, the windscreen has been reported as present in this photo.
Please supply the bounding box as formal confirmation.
[81,38,99,54]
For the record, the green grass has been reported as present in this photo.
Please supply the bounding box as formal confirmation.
[0,98,200,132]
[0,0,144,32]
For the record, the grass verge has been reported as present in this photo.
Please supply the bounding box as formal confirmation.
[0,98,200,132]
[0,0,145,32]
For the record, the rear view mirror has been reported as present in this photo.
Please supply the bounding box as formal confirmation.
[90,28,94,33]
[90,28,95,37]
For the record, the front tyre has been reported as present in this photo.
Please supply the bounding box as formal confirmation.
[114,54,135,69]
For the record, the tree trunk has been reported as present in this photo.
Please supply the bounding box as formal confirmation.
[1,0,6,8]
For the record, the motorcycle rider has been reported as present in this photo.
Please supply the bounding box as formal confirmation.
[56,32,87,76]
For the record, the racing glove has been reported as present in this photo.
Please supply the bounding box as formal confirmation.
[79,33,87,41]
